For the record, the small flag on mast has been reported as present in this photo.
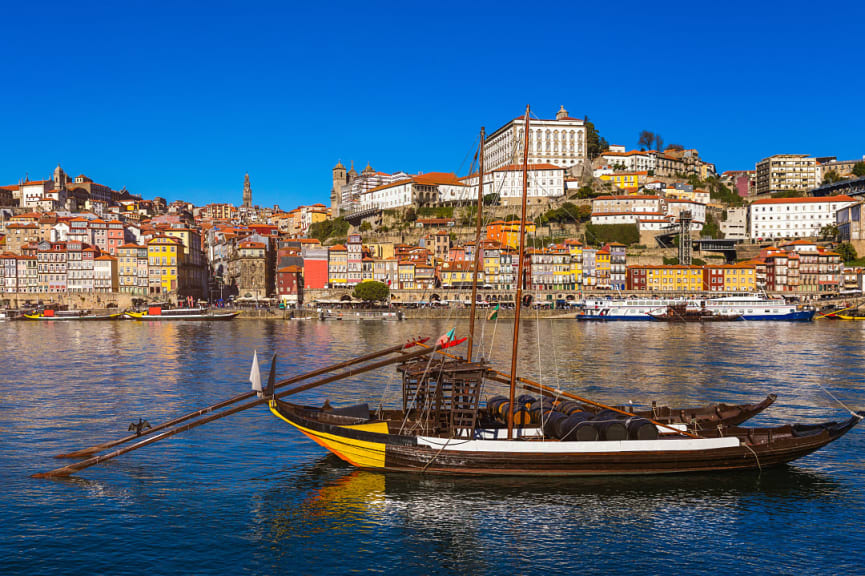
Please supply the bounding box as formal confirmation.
[487,304,500,321]
[436,328,456,347]
[250,350,262,394]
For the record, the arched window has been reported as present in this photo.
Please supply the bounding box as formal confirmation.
[545,130,551,152]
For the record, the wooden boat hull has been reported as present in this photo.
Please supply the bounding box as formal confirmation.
[124,311,240,321]
[270,399,862,476]
[23,313,122,321]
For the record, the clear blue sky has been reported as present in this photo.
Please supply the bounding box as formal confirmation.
[2,0,863,208]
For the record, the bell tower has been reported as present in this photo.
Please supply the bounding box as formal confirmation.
[243,173,252,208]
[331,160,347,216]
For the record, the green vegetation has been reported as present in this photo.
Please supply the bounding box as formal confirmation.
[417,206,453,218]
[584,116,609,160]
[503,213,520,222]
[359,221,372,232]
[823,170,843,185]
[483,193,500,206]
[854,161,865,177]
[583,223,639,246]
[770,190,805,199]
[705,178,744,207]
[308,217,350,243]
[572,185,594,199]
[837,242,858,264]
[663,256,706,265]
[819,224,839,240]
[404,207,417,222]
[535,202,591,225]
[701,213,723,239]
[352,280,389,302]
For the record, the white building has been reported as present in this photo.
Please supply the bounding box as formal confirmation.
[749,195,856,240]
[591,195,706,232]
[598,150,657,173]
[755,155,820,195]
[360,173,467,210]
[484,106,587,173]
[720,206,748,240]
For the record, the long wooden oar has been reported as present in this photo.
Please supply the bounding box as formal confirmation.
[33,340,446,478]
[54,337,429,459]
[816,304,857,319]
[418,342,700,439]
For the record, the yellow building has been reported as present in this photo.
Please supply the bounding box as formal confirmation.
[564,239,583,287]
[147,235,184,296]
[397,261,416,290]
[599,171,647,191]
[486,220,537,250]
[328,245,347,286]
[645,265,703,292]
[721,263,757,292]
[596,248,611,289]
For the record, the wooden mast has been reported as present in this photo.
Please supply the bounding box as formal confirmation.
[507,105,531,440]
[467,127,485,362]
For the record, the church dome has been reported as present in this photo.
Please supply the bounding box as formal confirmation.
[362,162,374,174]
[333,160,345,171]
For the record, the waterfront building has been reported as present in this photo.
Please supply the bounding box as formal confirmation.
[581,247,597,287]
[755,155,820,195]
[231,241,270,300]
[301,246,329,290]
[397,261,416,290]
[16,254,37,292]
[780,240,842,293]
[346,234,363,286]
[483,106,587,173]
[605,242,627,290]
[36,242,68,293]
[65,242,96,293]
[147,235,183,296]
[327,244,347,287]
[702,263,757,292]
[164,227,207,298]
[94,255,118,292]
[361,257,374,281]
[414,264,435,290]
[117,243,149,295]
[372,257,398,287]
[748,195,855,240]
[276,265,303,304]
[438,260,481,289]
[1,252,17,292]
[625,265,704,292]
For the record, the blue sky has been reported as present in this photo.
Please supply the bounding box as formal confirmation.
[2,0,863,208]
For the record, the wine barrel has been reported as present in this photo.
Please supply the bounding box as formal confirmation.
[542,410,566,438]
[528,398,554,423]
[557,412,598,441]
[512,406,532,426]
[626,417,658,441]
[555,401,581,415]
[486,396,508,418]
[517,394,536,406]
[592,412,628,441]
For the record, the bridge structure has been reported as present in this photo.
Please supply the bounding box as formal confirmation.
[343,207,381,226]
[810,176,865,198]
[654,231,740,263]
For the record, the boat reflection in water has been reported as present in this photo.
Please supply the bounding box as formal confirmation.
[255,456,847,573]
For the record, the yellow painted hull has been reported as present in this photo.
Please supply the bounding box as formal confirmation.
[268,400,388,468]
[837,315,865,321]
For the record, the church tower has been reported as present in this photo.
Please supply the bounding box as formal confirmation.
[243,173,252,207]
[53,163,67,191]
[331,160,347,216]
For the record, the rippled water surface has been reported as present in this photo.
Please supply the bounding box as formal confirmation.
[2,319,865,575]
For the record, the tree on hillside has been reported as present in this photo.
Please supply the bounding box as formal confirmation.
[666,143,684,152]
[359,221,372,232]
[837,242,858,263]
[853,161,865,177]
[655,134,664,152]
[638,130,655,151]
[823,170,842,185]
[819,224,839,241]
[483,192,500,206]
[352,280,390,302]
[584,116,609,159]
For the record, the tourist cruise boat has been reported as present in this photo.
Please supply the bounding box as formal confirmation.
[576,294,815,322]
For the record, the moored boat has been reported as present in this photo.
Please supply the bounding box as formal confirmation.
[577,294,814,322]
[23,309,121,321]
[124,306,239,321]
[648,302,742,322]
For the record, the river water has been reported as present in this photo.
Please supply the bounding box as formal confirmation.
[2,318,865,575]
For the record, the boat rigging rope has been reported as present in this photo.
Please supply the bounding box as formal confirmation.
[743,442,762,474]
[815,381,863,420]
